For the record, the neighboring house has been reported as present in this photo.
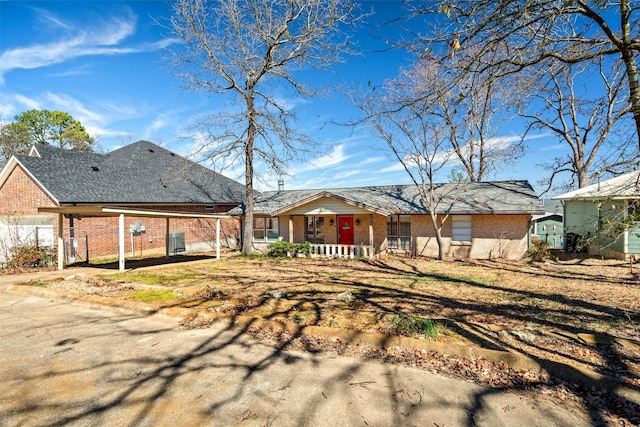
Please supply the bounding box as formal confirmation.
[531,201,564,248]
[531,213,563,247]
[553,170,640,258]
[0,140,245,266]
[234,180,544,260]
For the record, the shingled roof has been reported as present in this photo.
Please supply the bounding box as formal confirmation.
[553,170,640,201]
[6,140,245,205]
[235,180,543,216]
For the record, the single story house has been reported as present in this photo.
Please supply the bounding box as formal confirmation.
[0,140,245,269]
[235,180,544,260]
[553,170,640,258]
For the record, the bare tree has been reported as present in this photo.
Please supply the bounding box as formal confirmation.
[404,1,640,149]
[521,57,637,193]
[411,50,524,181]
[169,0,361,254]
[355,68,461,260]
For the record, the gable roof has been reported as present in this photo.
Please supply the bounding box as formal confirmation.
[552,170,640,201]
[2,140,245,205]
[237,180,543,216]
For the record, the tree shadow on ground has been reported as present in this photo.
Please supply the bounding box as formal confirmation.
[80,254,218,270]
[4,256,639,426]
[1,298,527,427]
[358,258,640,425]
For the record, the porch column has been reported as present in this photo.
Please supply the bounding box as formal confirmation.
[216,218,221,260]
[57,213,64,270]
[369,214,374,247]
[118,214,125,272]
[165,218,170,258]
[289,215,294,243]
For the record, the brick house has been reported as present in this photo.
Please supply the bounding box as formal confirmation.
[0,140,245,266]
[237,181,544,260]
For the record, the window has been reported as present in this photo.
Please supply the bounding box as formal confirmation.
[253,217,279,242]
[305,216,325,243]
[387,215,411,250]
[452,215,472,243]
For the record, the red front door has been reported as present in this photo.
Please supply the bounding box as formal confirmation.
[338,216,354,245]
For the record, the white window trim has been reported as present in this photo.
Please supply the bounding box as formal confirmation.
[253,217,279,242]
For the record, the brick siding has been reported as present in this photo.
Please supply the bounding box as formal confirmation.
[1,164,242,260]
[281,213,530,260]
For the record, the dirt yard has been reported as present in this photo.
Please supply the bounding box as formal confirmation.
[22,254,640,424]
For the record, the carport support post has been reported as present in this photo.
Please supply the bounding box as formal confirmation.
[216,218,221,259]
[118,214,125,272]
[165,218,170,258]
[57,213,64,270]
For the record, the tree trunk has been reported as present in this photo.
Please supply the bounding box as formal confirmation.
[577,168,589,188]
[429,211,446,260]
[241,148,254,254]
[241,91,256,255]
[619,0,640,150]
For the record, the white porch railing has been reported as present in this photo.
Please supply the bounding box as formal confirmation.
[309,243,374,259]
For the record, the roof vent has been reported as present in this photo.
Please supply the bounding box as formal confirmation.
[148,149,154,153]
[278,179,284,191]
[91,166,99,172]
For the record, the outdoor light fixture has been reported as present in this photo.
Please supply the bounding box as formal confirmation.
[355,219,360,225]
[329,219,334,226]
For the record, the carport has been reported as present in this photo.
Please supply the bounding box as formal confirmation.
[38,206,229,272]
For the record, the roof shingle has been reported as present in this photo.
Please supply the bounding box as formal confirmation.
[236,180,543,216]
[14,140,245,205]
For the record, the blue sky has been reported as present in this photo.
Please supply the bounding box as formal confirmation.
[0,1,562,194]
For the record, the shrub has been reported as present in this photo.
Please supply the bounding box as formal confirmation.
[7,244,56,268]
[267,241,311,258]
[526,240,555,262]
[267,241,293,257]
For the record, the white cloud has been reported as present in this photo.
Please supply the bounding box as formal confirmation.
[359,156,386,165]
[379,162,405,173]
[33,7,75,31]
[0,8,179,84]
[10,94,41,114]
[48,65,93,78]
[296,144,352,173]
[0,19,135,82]
[334,169,362,179]
[44,93,104,125]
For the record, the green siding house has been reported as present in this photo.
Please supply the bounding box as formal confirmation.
[553,171,640,258]
[531,213,563,248]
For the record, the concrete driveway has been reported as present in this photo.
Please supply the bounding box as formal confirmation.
[0,281,588,426]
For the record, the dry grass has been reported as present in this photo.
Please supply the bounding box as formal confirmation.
[41,255,640,386]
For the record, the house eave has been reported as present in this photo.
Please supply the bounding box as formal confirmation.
[38,205,230,219]
[0,157,61,206]
[271,191,391,217]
